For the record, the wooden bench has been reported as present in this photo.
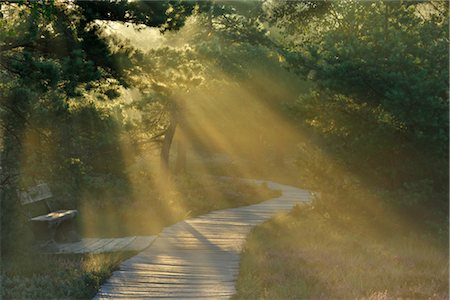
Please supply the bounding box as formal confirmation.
[18,182,80,243]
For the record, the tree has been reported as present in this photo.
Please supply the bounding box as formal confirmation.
[269,0,448,215]
[119,1,286,177]
[0,0,198,254]
[123,45,204,176]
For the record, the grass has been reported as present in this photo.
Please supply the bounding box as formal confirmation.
[79,175,281,237]
[2,176,280,300]
[234,205,449,299]
[1,251,137,299]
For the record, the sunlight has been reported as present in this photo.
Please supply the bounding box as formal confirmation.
[2,2,447,298]
[10,8,420,247]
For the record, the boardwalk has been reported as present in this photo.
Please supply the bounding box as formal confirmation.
[95,179,311,299]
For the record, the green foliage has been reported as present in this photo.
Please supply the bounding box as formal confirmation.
[285,1,448,155]
[262,0,331,33]
[0,0,197,255]
[274,1,449,224]
[75,0,197,31]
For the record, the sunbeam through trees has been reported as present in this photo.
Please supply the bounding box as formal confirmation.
[0,1,448,299]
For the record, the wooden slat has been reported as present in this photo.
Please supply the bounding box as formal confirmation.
[123,236,156,252]
[19,183,52,205]
[95,237,135,253]
[50,236,155,254]
[30,209,77,222]
[56,238,100,253]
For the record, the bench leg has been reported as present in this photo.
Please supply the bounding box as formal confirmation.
[30,218,80,243]
[30,221,53,241]
[54,219,80,242]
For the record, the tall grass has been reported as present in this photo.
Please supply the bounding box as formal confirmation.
[1,252,137,299]
[2,176,280,299]
[234,204,449,299]
[79,175,281,237]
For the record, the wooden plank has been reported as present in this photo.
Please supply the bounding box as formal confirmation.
[123,236,156,252]
[97,288,236,297]
[120,260,240,271]
[54,238,93,253]
[103,276,237,287]
[96,291,235,299]
[96,236,135,253]
[96,296,230,300]
[97,285,236,294]
[52,236,156,254]
[112,268,238,278]
[109,273,237,283]
[91,238,121,253]
[119,264,237,274]
[30,209,77,222]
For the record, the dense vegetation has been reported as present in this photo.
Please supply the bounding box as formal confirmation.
[235,208,449,299]
[1,0,448,298]
[287,1,448,221]
[233,1,449,298]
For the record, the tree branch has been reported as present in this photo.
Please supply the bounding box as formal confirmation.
[1,103,52,144]
[0,41,33,53]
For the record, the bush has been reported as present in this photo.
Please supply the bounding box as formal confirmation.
[283,2,448,234]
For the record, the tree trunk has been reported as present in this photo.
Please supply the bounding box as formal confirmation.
[175,139,186,175]
[0,109,27,255]
[174,106,187,175]
[160,111,178,179]
[384,1,389,42]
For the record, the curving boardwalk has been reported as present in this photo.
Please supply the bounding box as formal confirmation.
[94,179,311,299]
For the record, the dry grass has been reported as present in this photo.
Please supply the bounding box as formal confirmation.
[79,175,281,237]
[1,251,137,299]
[234,206,449,299]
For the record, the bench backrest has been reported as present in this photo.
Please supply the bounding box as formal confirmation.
[18,183,53,206]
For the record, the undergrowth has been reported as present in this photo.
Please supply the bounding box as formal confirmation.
[1,251,137,300]
[79,175,281,237]
[234,200,449,299]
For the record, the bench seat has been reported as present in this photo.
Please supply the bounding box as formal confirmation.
[30,209,78,223]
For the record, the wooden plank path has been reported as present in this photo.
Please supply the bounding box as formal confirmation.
[46,236,157,254]
[95,179,312,299]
